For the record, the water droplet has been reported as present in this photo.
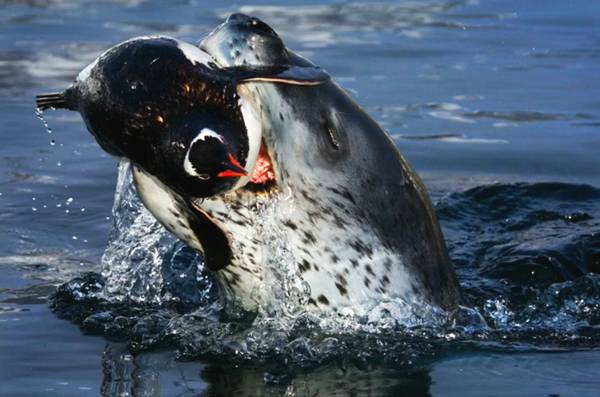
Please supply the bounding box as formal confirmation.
[35,108,53,134]
[66,197,73,205]
[72,236,78,240]
[50,140,56,146]
[32,207,37,212]
[56,161,62,167]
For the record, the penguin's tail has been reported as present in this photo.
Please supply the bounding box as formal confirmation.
[36,88,77,111]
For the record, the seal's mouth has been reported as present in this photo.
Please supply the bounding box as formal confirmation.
[244,140,277,192]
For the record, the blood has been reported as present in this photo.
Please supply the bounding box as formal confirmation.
[250,143,275,184]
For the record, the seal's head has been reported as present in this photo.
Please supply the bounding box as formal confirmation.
[201,13,288,67]
[201,13,324,79]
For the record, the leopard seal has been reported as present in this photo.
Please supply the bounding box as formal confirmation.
[36,14,462,314]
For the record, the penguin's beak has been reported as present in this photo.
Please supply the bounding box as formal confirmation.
[217,153,248,178]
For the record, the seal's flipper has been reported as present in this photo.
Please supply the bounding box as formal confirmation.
[230,65,330,86]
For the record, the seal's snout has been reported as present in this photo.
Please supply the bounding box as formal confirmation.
[226,13,278,37]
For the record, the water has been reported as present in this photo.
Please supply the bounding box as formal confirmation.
[1,0,600,396]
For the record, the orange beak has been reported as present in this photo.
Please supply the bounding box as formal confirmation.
[217,153,248,178]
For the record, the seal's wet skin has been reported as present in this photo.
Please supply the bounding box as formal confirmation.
[37,14,461,314]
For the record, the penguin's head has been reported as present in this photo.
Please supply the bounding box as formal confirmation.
[183,128,247,182]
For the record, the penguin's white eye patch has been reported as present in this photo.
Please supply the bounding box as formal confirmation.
[183,128,226,179]
[196,128,224,143]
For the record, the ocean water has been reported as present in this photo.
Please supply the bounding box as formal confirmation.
[1,1,600,396]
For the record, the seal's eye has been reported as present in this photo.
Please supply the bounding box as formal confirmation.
[197,173,211,181]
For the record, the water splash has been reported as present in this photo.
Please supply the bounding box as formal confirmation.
[50,177,600,368]
[250,189,311,321]
[100,160,213,308]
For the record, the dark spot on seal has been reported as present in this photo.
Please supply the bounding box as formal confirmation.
[283,219,298,230]
[384,258,392,271]
[317,295,329,305]
[363,277,371,288]
[335,282,348,296]
[279,112,284,121]
[349,239,373,258]
[300,189,319,206]
[308,298,317,306]
[365,264,375,276]
[350,259,359,269]
[303,231,317,244]
[341,189,357,205]
[298,259,311,273]
[332,213,348,229]
[306,210,323,225]
[335,272,348,287]
[228,273,239,286]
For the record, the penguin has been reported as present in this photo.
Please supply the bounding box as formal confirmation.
[36,35,328,199]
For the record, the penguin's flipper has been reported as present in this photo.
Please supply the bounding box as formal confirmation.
[229,65,330,86]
